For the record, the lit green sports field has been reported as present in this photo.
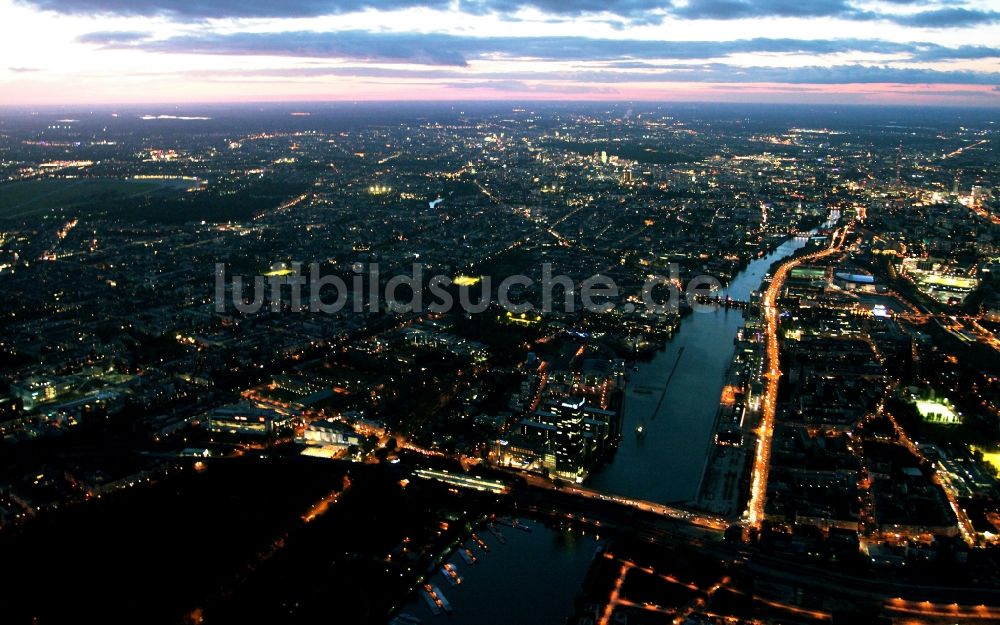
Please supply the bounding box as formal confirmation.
[916,399,960,424]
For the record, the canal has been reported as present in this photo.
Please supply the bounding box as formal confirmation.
[588,237,808,504]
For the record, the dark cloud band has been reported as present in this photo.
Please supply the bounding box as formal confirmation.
[82,30,1000,69]
[181,62,1000,86]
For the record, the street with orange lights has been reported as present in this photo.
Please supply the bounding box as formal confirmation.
[512,470,729,532]
[746,227,849,528]
[596,553,735,625]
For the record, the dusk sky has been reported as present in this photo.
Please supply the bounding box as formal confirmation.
[2,0,1000,106]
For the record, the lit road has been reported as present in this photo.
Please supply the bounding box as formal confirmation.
[596,551,831,625]
[449,458,1000,620]
[942,138,989,160]
[252,191,311,221]
[885,597,1000,621]
[746,226,849,528]
[563,484,729,531]
[965,198,1000,226]
[513,471,729,532]
[875,395,978,546]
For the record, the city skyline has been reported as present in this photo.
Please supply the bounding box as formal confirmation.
[2,2,1000,622]
[1,90,999,622]
[2,0,1000,106]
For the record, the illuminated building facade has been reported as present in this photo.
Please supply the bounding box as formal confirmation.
[504,398,620,482]
[206,402,294,436]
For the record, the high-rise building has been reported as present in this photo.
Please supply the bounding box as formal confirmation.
[513,398,619,482]
[549,399,587,480]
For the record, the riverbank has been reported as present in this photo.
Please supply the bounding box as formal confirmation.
[588,238,808,505]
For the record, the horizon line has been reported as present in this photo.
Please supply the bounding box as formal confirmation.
[3,97,1000,111]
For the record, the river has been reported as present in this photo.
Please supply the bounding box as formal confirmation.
[392,238,806,625]
[398,523,600,624]
[588,237,808,504]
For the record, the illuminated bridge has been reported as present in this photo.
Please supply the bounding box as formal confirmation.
[413,468,509,494]
[692,295,753,310]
